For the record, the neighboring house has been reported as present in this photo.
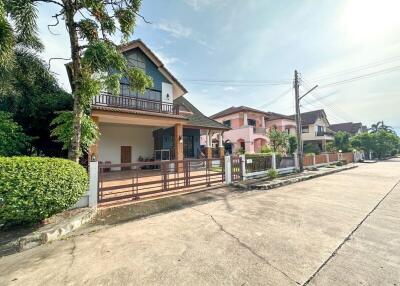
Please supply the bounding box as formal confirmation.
[330,122,365,136]
[68,39,228,165]
[290,109,334,152]
[208,106,296,154]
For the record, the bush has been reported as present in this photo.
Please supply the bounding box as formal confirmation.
[260,145,272,154]
[391,149,398,156]
[0,157,88,226]
[267,169,278,179]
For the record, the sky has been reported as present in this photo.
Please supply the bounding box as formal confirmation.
[36,0,400,133]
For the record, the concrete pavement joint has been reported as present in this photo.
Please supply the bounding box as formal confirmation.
[191,207,301,285]
[302,178,400,286]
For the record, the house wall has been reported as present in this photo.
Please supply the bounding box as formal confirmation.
[123,48,171,91]
[302,117,333,142]
[266,118,296,135]
[98,124,157,163]
[214,111,267,128]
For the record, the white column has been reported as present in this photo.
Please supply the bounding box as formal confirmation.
[261,116,265,128]
[312,154,316,166]
[243,112,248,126]
[272,153,277,169]
[206,132,210,148]
[325,153,330,164]
[89,161,98,207]
[224,155,232,184]
[219,133,223,147]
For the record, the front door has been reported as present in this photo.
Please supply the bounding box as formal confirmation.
[120,146,132,170]
[183,136,194,158]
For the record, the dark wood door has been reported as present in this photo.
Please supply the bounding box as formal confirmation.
[120,146,132,170]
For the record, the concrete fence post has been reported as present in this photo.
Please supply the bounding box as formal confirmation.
[369,150,372,160]
[239,154,246,179]
[272,153,277,169]
[89,161,98,207]
[224,155,232,184]
[325,153,330,164]
[312,154,316,166]
[294,152,299,169]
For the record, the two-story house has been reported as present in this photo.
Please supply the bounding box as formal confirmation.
[71,39,228,166]
[291,109,334,152]
[208,106,296,154]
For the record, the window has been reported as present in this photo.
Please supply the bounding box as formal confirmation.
[223,120,231,128]
[247,119,256,126]
[302,125,309,133]
[127,51,146,70]
[316,126,324,136]
[285,128,291,134]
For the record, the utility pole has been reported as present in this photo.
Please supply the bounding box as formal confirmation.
[294,70,318,172]
[294,70,304,171]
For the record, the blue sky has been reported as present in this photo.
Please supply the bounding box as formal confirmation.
[37,0,400,133]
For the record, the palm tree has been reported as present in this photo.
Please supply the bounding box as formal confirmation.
[369,121,394,133]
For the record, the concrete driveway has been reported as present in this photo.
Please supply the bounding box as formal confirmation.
[1,159,400,286]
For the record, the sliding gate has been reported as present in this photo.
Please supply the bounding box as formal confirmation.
[97,158,225,206]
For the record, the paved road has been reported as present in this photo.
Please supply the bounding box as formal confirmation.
[1,159,400,286]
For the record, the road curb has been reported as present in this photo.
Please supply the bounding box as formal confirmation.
[233,165,358,191]
[1,207,97,256]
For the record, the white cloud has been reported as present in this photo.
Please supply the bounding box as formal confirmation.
[154,20,192,38]
[184,0,227,11]
[223,86,236,91]
[153,19,213,52]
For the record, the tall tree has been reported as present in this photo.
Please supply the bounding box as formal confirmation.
[0,50,73,157]
[3,0,153,162]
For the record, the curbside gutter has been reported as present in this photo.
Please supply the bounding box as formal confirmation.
[232,164,358,191]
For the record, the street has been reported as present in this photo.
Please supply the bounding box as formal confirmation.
[1,159,400,286]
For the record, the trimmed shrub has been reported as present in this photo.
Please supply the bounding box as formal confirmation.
[267,169,278,179]
[0,157,88,226]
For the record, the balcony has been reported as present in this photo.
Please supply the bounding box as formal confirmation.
[92,90,179,115]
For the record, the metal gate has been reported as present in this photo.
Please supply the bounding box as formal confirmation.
[231,156,243,182]
[97,158,225,206]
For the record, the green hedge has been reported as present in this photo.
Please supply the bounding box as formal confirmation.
[0,157,88,226]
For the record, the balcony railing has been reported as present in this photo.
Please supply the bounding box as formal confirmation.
[253,127,267,134]
[92,92,179,115]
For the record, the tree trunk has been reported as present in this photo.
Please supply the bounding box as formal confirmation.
[68,98,83,162]
[64,0,82,163]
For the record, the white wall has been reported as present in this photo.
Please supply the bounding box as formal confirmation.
[98,124,157,163]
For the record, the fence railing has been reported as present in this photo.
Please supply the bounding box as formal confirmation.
[97,158,225,205]
[245,155,272,173]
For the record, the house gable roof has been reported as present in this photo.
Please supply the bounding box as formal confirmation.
[66,39,188,96]
[119,39,187,97]
[290,109,329,125]
[174,97,230,130]
[210,106,270,119]
[330,122,363,135]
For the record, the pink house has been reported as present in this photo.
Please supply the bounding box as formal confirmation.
[208,106,296,154]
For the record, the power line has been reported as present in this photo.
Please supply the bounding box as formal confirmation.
[309,55,400,81]
[319,65,400,88]
[299,75,353,122]
[257,87,292,109]
[182,79,291,86]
